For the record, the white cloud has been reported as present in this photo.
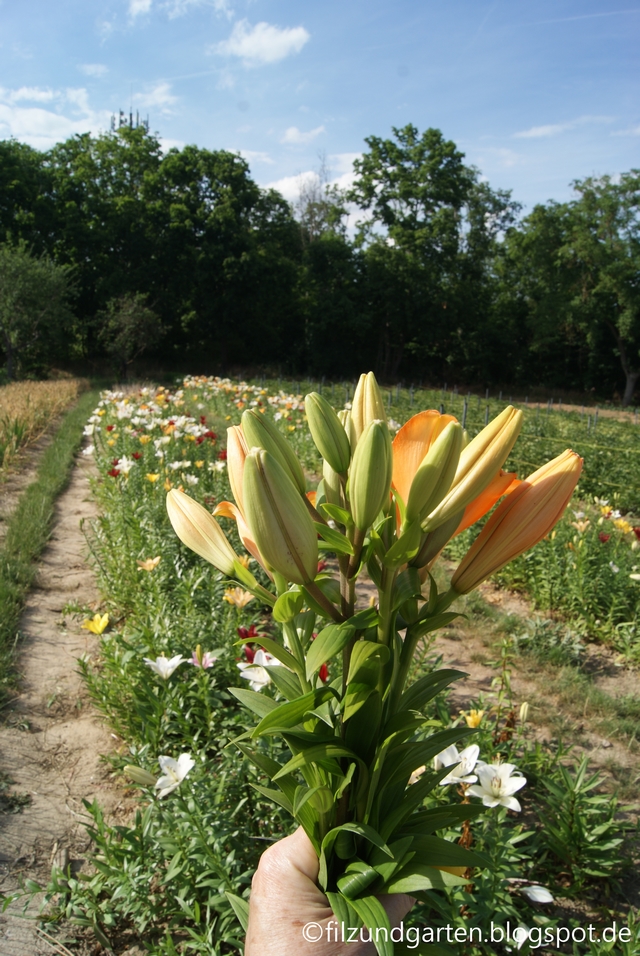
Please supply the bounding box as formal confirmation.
[212,20,309,66]
[281,125,325,145]
[514,115,614,138]
[79,63,109,77]
[0,87,56,104]
[159,137,186,153]
[237,149,274,165]
[165,0,233,17]
[133,82,178,112]
[611,125,640,136]
[264,170,317,203]
[129,0,152,17]
[0,87,110,150]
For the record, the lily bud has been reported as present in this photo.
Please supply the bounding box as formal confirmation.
[167,489,238,575]
[243,448,318,585]
[423,406,523,532]
[405,421,463,523]
[351,372,387,444]
[305,392,351,474]
[451,450,583,594]
[323,457,343,507]
[241,409,306,495]
[227,425,248,512]
[124,766,157,786]
[348,420,393,531]
[519,701,529,724]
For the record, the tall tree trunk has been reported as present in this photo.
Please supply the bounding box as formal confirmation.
[623,369,639,407]
[608,319,638,407]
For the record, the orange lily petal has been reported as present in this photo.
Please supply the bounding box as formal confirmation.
[306,490,317,507]
[455,471,521,535]
[214,500,272,578]
[392,410,457,506]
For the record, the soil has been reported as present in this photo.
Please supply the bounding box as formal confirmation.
[0,448,124,956]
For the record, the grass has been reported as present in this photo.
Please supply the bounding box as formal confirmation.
[0,378,86,471]
[0,389,99,703]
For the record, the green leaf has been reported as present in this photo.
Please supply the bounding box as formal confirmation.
[306,623,355,680]
[337,861,379,899]
[349,895,393,956]
[273,742,360,780]
[250,784,293,813]
[391,567,423,611]
[343,682,375,721]
[315,521,355,555]
[245,636,303,677]
[347,607,380,630]
[225,893,249,933]
[384,863,468,894]
[228,687,278,718]
[411,611,461,640]
[264,665,303,700]
[396,669,467,713]
[325,892,362,931]
[319,823,393,890]
[252,687,336,736]
[382,520,422,568]
[319,503,353,528]
[379,727,477,790]
[345,690,381,758]
[347,641,389,684]
[407,835,488,869]
[272,589,304,623]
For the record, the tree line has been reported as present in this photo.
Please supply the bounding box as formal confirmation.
[1,124,638,403]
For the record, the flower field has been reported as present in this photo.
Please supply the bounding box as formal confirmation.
[0,377,86,470]
[42,377,639,955]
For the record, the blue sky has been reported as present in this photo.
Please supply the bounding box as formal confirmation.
[0,0,638,213]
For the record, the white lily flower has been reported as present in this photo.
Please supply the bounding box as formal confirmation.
[143,654,186,679]
[82,445,95,456]
[117,455,137,475]
[520,885,554,904]
[468,761,526,811]
[155,753,195,798]
[433,743,480,785]
[83,424,95,436]
[237,649,280,692]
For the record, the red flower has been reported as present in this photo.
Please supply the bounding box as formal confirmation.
[200,416,207,425]
[633,527,640,541]
[319,663,329,683]
[106,425,114,432]
[167,420,175,426]
[317,560,327,573]
[599,532,611,543]
[195,436,204,445]
[242,644,256,663]
[107,468,120,477]
[238,624,262,642]
[218,449,227,460]
[204,430,217,440]
[132,452,142,460]
[112,458,120,466]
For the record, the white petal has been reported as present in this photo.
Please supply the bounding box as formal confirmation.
[501,795,522,812]
[521,885,554,903]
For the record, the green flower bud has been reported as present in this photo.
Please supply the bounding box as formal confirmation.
[351,372,387,444]
[405,421,463,523]
[166,489,238,575]
[323,457,343,507]
[243,448,318,585]
[241,409,306,495]
[348,420,393,531]
[124,765,157,786]
[305,391,351,474]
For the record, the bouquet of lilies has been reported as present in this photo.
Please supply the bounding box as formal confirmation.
[166,372,582,954]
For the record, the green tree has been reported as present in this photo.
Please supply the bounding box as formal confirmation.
[561,172,640,405]
[0,242,75,379]
[97,292,163,380]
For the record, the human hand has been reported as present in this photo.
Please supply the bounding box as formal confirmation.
[245,827,414,956]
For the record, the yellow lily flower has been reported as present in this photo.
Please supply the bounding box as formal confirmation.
[81,613,109,635]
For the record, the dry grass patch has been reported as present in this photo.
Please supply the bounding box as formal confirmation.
[0,378,86,470]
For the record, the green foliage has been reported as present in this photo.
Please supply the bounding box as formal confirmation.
[0,241,75,379]
[97,292,163,380]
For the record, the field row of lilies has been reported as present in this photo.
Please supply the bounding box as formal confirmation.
[55,377,638,956]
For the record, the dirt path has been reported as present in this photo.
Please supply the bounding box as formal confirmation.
[0,449,123,956]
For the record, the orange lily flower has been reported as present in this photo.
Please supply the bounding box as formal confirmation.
[213,500,271,576]
[451,450,583,594]
[392,410,457,507]
[455,470,521,536]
